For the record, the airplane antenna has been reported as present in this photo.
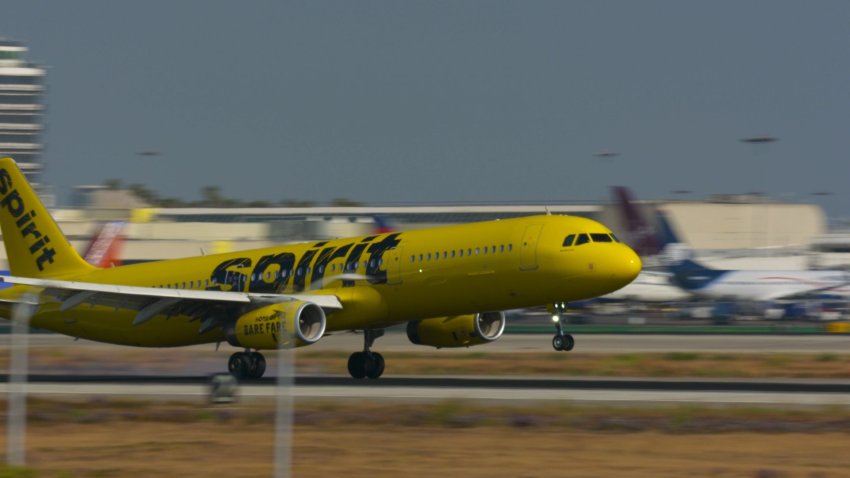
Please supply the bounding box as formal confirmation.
[545,206,551,216]
[200,248,207,256]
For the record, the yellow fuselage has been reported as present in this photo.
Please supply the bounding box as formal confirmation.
[1,215,640,348]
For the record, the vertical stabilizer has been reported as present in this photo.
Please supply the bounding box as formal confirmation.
[0,157,95,277]
[610,186,662,256]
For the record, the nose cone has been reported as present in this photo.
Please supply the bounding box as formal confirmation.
[620,246,642,285]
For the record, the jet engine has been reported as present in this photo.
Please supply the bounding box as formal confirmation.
[225,301,326,349]
[406,311,506,348]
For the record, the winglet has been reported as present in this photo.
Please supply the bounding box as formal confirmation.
[0,157,95,277]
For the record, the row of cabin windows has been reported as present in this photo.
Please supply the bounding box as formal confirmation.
[157,279,215,289]
[562,233,619,247]
[410,244,513,263]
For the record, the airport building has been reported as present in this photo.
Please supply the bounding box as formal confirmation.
[0,40,45,186]
[0,196,826,269]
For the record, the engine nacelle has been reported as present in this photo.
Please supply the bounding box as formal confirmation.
[225,301,326,350]
[406,311,506,348]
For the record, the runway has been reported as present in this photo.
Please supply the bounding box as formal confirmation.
[2,333,849,406]
[4,332,850,354]
[3,374,850,406]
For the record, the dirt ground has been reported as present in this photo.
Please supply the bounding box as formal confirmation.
[1,400,849,477]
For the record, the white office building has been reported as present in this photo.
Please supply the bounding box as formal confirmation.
[0,40,45,186]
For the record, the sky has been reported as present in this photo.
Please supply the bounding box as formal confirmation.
[3,1,849,218]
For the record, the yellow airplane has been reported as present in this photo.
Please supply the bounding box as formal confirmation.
[0,157,641,379]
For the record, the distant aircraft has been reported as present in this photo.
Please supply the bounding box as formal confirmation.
[740,136,778,144]
[0,157,640,379]
[372,215,395,234]
[611,186,663,257]
[659,213,850,301]
[81,221,126,268]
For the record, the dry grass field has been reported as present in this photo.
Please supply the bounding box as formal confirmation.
[0,399,849,477]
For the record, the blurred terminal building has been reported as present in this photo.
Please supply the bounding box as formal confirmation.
[0,186,841,271]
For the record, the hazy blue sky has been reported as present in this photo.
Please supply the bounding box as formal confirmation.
[4,2,849,217]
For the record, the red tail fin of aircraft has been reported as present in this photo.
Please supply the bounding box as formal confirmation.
[82,221,126,268]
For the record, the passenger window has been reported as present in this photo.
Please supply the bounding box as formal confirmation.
[499,245,504,253]
[508,244,513,252]
[563,234,575,247]
[590,233,613,243]
[575,234,590,246]
[451,250,456,258]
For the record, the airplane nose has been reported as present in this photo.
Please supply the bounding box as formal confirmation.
[611,245,641,286]
[621,246,642,283]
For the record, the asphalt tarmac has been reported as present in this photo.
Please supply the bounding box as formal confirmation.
[2,374,850,406]
[4,332,850,354]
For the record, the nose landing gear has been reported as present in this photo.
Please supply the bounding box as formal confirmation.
[551,302,575,352]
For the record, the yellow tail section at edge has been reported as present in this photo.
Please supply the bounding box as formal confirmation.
[0,157,95,277]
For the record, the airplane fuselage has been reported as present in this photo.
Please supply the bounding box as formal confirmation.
[2,215,640,347]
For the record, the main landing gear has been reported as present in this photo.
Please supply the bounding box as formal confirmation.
[228,350,267,380]
[347,329,385,379]
[551,302,575,352]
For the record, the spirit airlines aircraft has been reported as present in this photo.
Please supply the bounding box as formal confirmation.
[0,157,640,379]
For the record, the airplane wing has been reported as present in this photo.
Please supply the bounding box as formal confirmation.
[0,275,342,328]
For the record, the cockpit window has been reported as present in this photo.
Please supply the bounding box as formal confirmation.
[609,233,619,242]
[590,233,613,243]
[562,234,575,247]
[574,233,590,246]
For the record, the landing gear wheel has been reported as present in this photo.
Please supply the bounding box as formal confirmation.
[552,334,575,352]
[551,303,576,352]
[250,352,267,379]
[552,335,565,351]
[228,351,267,380]
[562,334,575,351]
[348,352,367,379]
[366,352,385,379]
[348,329,386,379]
[228,352,253,379]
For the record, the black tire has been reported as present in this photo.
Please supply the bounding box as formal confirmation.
[228,352,251,380]
[366,352,385,379]
[250,352,267,379]
[552,335,564,351]
[563,334,575,351]
[347,352,367,379]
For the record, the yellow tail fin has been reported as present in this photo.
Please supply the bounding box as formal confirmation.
[0,157,95,277]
